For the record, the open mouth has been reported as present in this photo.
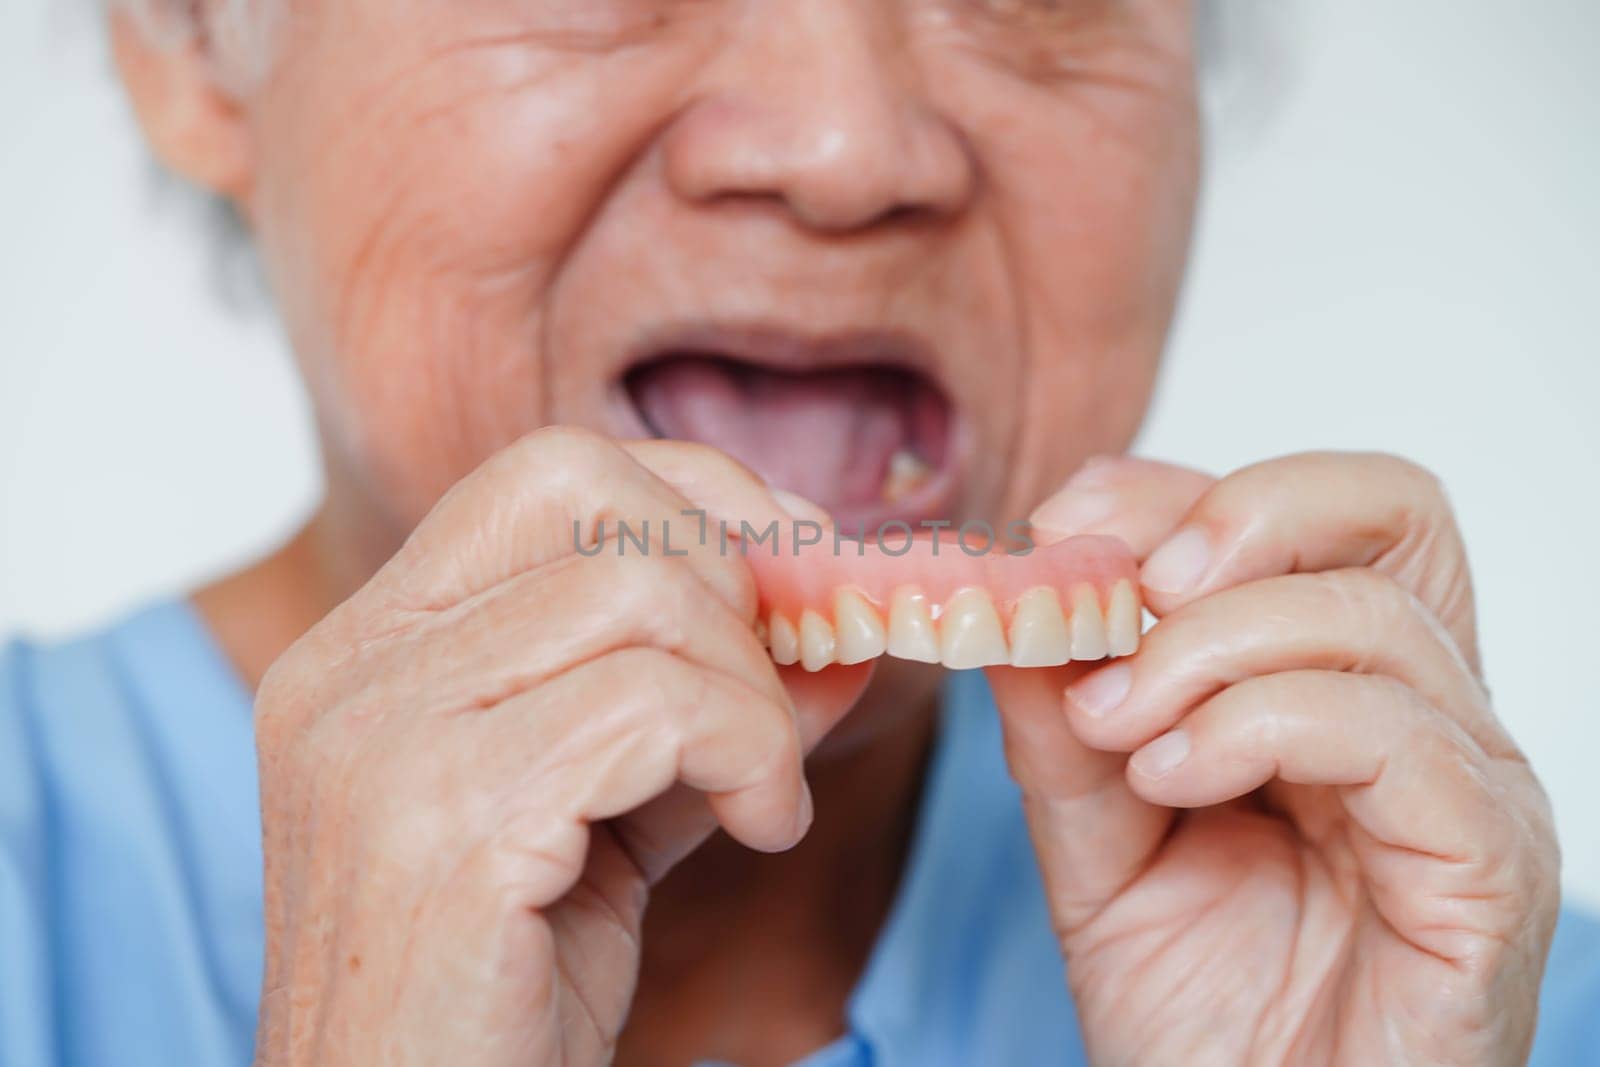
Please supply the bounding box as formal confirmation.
[622,328,958,528]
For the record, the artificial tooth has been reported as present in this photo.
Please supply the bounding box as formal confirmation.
[881,448,934,503]
[886,586,941,663]
[799,609,838,672]
[1069,585,1109,661]
[1106,579,1142,657]
[769,613,800,666]
[834,588,888,665]
[1008,587,1072,667]
[938,587,1010,669]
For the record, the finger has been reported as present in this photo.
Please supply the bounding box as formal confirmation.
[1029,455,1215,557]
[371,427,763,620]
[987,663,1173,937]
[1063,568,1511,760]
[621,438,874,746]
[776,661,876,749]
[472,646,812,907]
[984,457,1210,939]
[536,648,809,853]
[1122,670,1544,963]
[601,658,874,887]
[1126,671,1485,829]
[443,544,873,752]
[1136,452,1478,668]
[376,548,795,719]
[620,439,832,529]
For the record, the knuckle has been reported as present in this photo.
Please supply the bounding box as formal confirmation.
[632,437,765,486]
[482,839,576,914]
[1372,450,1446,497]
[254,614,406,758]
[1311,566,1421,636]
[607,647,697,716]
[300,690,381,766]
[517,422,611,460]
[1512,774,1563,903]
[654,437,735,469]
[254,642,327,752]
[722,699,799,793]
[599,562,697,648]
[1205,452,1328,522]
[748,690,799,754]
[718,555,761,620]
[497,424,624,489]
[1371,671,1430,720]
[616,525,756,622]
[1227,675,1293,745]
[607,647,790,760]
[609,547,697,604]
[1364,451,1455,532]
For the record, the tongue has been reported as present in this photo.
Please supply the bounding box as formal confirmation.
[628,356,921,512]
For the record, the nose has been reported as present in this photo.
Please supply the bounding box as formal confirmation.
[660,0,976,233]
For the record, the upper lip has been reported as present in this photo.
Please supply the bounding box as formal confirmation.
[622,320,940,378]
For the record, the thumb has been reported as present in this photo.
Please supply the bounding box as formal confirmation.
[986,455,1206,938]
[613,661,874,885]
[1030,456,1214,557]
[986,662,1171,940]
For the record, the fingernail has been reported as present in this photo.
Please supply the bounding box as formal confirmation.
[1070,454,1125,486]
[1142,527,1212,596]
[1030,490,1114,540]
[771,489,833,526]
[1065,663,1132,718]
[1131,730,1190,779]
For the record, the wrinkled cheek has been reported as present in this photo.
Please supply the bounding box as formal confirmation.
[256,169,551,524]
[245,162,527,520]
[244,77,659,523]
[982,106,1199,513]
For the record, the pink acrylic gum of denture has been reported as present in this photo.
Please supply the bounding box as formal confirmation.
[736,531,1143,672]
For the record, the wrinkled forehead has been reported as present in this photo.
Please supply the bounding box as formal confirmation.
[111,0,1248,88]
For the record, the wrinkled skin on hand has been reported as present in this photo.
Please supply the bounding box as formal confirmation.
[988,452,1560,1066]
[255,438,1561,1067]
[253,431,871,1065]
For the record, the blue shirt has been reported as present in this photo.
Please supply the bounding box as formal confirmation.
[2,601,1597,1066]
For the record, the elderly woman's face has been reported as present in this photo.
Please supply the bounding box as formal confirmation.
[238,0,1198,531]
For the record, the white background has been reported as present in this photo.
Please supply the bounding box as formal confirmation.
[3,2,1597,906]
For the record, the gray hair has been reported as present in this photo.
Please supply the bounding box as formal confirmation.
[108,0,277,90]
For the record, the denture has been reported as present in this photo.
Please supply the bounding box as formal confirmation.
[739,530,1142,672]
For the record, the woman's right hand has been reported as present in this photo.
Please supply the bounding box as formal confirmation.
[251,427,870,1066]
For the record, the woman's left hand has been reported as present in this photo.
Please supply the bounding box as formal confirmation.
[987,452,1561,1066]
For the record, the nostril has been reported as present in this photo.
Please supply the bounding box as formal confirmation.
[660,80,975,233]
[788,182,918,233]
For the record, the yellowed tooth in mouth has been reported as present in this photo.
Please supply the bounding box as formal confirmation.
[769,613,800,666]
[834,588,888,665]
[939,587,1010,669]
[1008,587,1072,668]
[1069,584,1109,661]
[886,585,941,663]
[799,609,838,672]
[881,448,934,503]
